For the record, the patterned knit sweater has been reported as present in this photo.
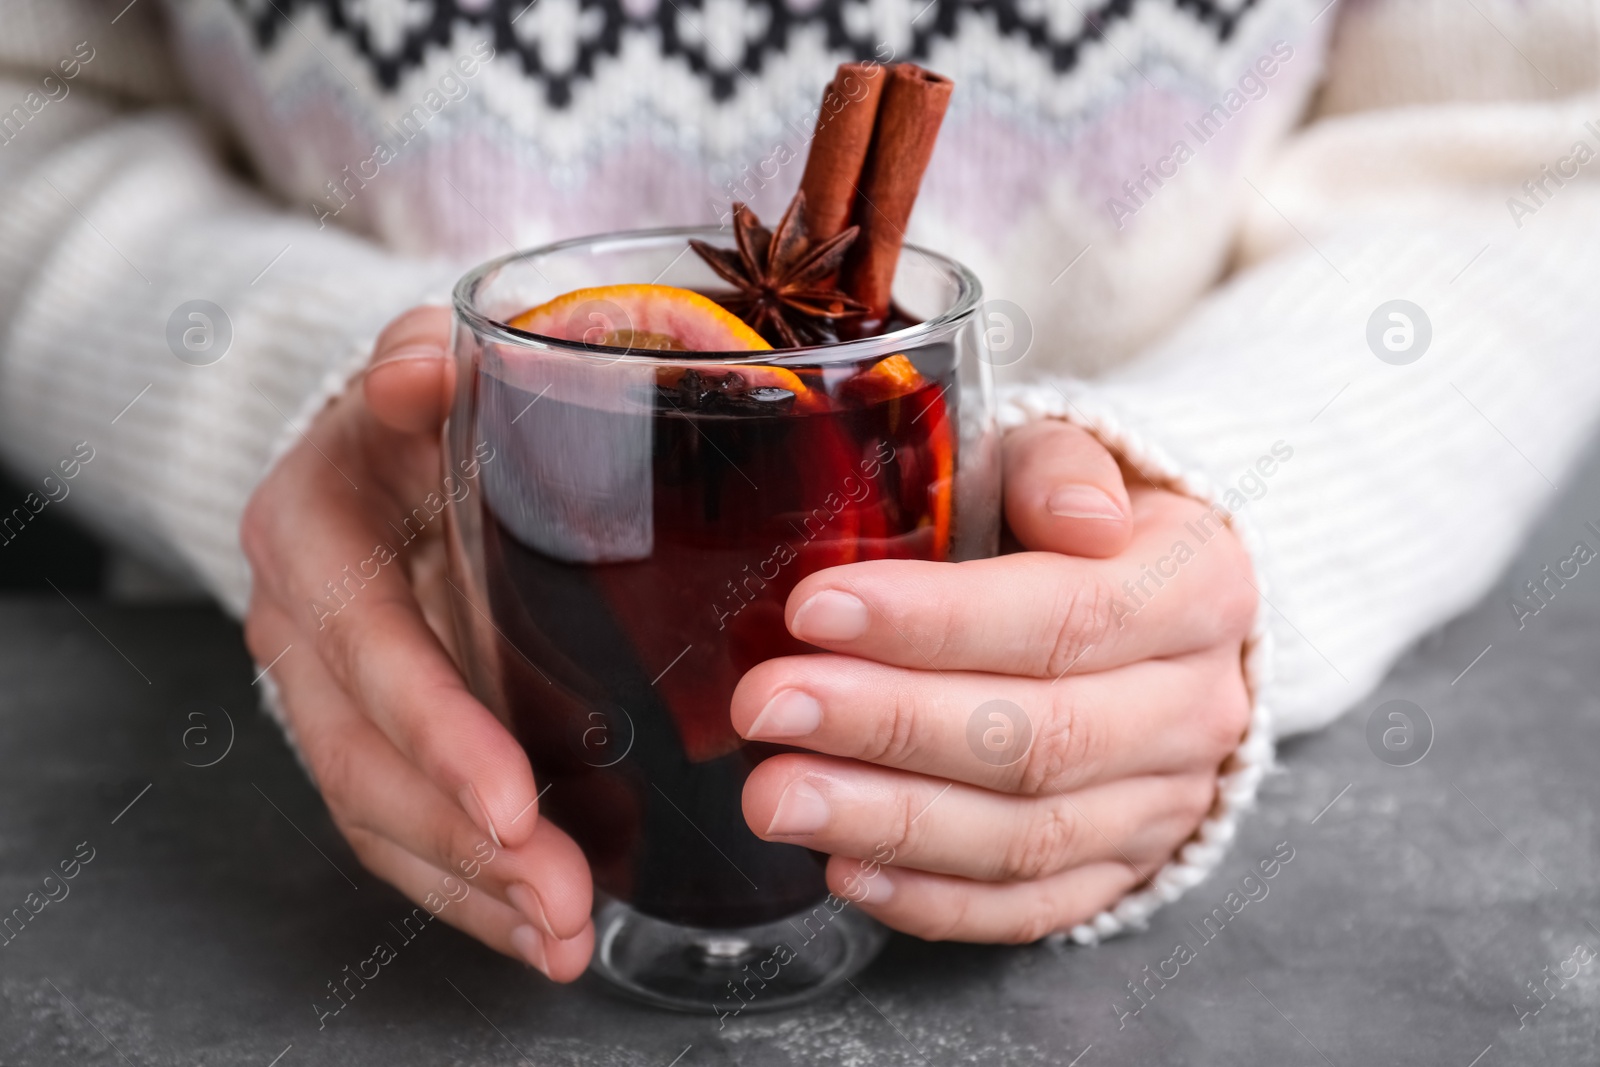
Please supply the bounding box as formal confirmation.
[3,0,1600,942]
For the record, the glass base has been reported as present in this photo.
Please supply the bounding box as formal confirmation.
[590,896,889,1014]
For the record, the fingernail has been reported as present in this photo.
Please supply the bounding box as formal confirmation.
[372,343,446,366]
[506,883,559,941]
[458,784,503,849]
[1047,486,1123,521]
[856,867,895,904]
[510,924,549,973]
[765,779,831,837]
[747,689,822,740]
[791,590,869,642]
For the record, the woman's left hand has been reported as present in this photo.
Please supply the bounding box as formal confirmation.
[735,420,1257,943]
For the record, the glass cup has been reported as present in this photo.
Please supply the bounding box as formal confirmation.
[445,227,1000,1012]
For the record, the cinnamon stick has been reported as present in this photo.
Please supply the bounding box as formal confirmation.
[840,64,953,330]
[797,62,887,243]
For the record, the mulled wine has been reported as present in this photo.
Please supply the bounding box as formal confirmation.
[446,224,996,1010]
[477,345,957,929]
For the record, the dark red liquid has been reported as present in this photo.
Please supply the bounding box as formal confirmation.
[476,346,958,928]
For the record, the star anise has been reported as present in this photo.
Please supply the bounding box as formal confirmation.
[689,194,868,347]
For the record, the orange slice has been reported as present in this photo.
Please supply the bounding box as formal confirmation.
[653,363,804,392]
[508,284,771,352]
[512,284,830,411]
[838,354,927,405]
[838,355,955,557]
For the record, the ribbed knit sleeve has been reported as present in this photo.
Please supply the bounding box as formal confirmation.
[0,9,450,613]
[1011,90,1600,941]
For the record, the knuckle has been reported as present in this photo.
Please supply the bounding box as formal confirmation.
[861,686,923,768]
[308,735,358,808]
[305,588,359,662]
[924,889,977,942]
[1000,803,1081,881]
[315,614,361,687]
[398,698,456,777]
[1004,896,1064,945]
[1176,775,1219,828]
[1040,575,1117,677]
[1200,662,1253,761]
[1017,691,1097,794]
[917,590,961,666]
[1210,536,1259,639]
[879,789,925,859]
[426,812,477,875]
[324,599,407,701]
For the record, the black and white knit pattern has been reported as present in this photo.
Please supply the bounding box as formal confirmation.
[232,0,1264,103]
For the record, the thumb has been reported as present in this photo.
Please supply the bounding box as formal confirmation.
[1003,419,1133,558]
[363,305,455,434]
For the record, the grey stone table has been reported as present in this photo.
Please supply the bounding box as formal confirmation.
[4,455,1600,1067]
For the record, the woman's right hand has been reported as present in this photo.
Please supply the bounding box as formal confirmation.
[240,306,595,980]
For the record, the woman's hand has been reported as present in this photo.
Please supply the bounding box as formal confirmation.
[241,307,595,979]
[735,420,1257,943]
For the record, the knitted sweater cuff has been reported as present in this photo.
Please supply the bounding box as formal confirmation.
[998,378,1275,945]
[259,282,458,477]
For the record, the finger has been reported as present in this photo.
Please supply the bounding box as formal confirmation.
[327,596,548,849]
[825,854,1142,944]
[745,755,1211,882]
[346,828,594,981]
[1003,421,1131,558]
[784,487,1257,676]
[240,310,544,852]
[342,738,594,940]
[247,486,546,849]
[732,650,1249,793]
[364,306,454,434]
[265,614,592,940]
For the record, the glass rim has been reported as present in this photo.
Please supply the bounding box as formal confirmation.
[451,225,984,367]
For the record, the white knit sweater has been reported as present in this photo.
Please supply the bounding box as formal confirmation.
[3,0,1598,943]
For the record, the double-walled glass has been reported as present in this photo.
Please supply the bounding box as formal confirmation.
[445,228,999,1012]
